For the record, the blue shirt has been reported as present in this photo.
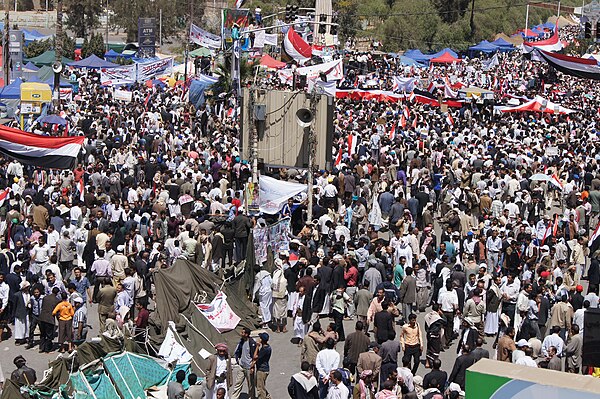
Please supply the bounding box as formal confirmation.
[73,276,90,302]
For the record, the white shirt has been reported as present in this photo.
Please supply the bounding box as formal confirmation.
[0,282,9,311]
[541,333,564,357]
[437,288,458,312]
[515,356,537,367]
[315,348,340,378]
[573,308,585,334]
[327,382,349,399]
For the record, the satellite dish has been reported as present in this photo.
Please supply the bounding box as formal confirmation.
[296,108,314,128]
[52,61,63,74]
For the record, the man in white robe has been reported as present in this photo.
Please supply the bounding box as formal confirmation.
[253,267,272,327]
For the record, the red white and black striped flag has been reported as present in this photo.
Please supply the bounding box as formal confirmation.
[0,125,84,169]
[537,49,600,81]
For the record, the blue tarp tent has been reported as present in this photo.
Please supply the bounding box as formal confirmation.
[430,48,459,59]
[491,37,514,49]
[404,49,432,63]
[0,78,22,99]
[469,40,498,54]
[38,114,67,125]
[398,56,421,67]
[105,49,133,60]
[23,62,39,71]
[68,54,119,69]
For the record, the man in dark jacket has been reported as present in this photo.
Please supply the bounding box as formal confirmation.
[448,345,475,390]
[39,286,60,353]
[331,257,346,290]
[588,254,600,295]
[232,213,252,263]
[399,267,417,319]
[10,355,36,385]
[343,321,370,375]
[288,361,319,399]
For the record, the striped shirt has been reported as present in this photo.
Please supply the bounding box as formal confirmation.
[73,306,87,329]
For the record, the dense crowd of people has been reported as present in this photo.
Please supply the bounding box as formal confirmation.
[0,20,599,399]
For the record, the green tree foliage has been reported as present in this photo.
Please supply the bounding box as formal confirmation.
[334,0,360,41]
[82,33,106,58]
[370,0,581,51]
[64,0,102,38]
[111,0,203,43]
[431,0,470,24]
[24,39,52,58]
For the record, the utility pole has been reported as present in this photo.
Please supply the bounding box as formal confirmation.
[105,0,109,51]
[248,88,258,183]
[3,0,9,86]
[306,90,318,222]
[184,0,193,80]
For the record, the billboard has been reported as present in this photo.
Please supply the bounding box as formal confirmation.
[138,18,156,58]
[9,30,23,81]
[466,358,600,399]
[221,8,249,49]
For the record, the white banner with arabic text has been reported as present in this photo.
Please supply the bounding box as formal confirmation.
[137,58,173,82]
[195,291,240,333]
[100,65,137,86]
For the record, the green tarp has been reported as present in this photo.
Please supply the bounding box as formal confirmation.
[25,50,74,66]
[151,259,261,373]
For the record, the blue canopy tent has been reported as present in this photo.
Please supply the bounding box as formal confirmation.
[430,48,459,59]
[38,114,67,125]
[403,49,432,63]
[0,78,22,99]
[68,54,119,69]
[491,37,515,51]
[468,40,499,55]
[398,56,422,67]
[23,62,40,72]
[0,78,23,117]
[105,49,133,60]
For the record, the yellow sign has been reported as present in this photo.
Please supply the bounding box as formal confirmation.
[20,82,52,102]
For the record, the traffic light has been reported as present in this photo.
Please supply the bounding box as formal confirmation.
[596,21,600,39]
[331,15,338,35]
[585,21,592,38]
[291,5,298,21]
[285,5,293,22]
[319,14,327,34]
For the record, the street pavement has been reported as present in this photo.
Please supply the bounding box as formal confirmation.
[0,301,494,398]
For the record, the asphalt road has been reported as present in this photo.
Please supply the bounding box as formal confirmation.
[0,302,491,398]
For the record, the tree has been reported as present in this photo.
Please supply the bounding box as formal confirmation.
[111,0,201,43]
[334,0,360,41]
[64,0,102,38]
[431,0,470,24]
[24,39,52,59]
[83,33,106,58]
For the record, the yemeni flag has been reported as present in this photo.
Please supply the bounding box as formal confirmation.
[549,173,564,191]
[523,22,563,53]
[400,114,407,128]
[347,134,358,156]
[537,49,600,81]
[78,179,85,202]
[283,28,312,64]
[388,124,396,140]
[411,89,439,107]
[446,113,454,126]
[0,188,10,207]
[403,105,410,119]
[334,147,343,167]
[0,125,84,169]
[590,221,600,253]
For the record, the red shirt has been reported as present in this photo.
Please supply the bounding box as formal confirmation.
[344,266,359,287]
[135,308,149,328]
